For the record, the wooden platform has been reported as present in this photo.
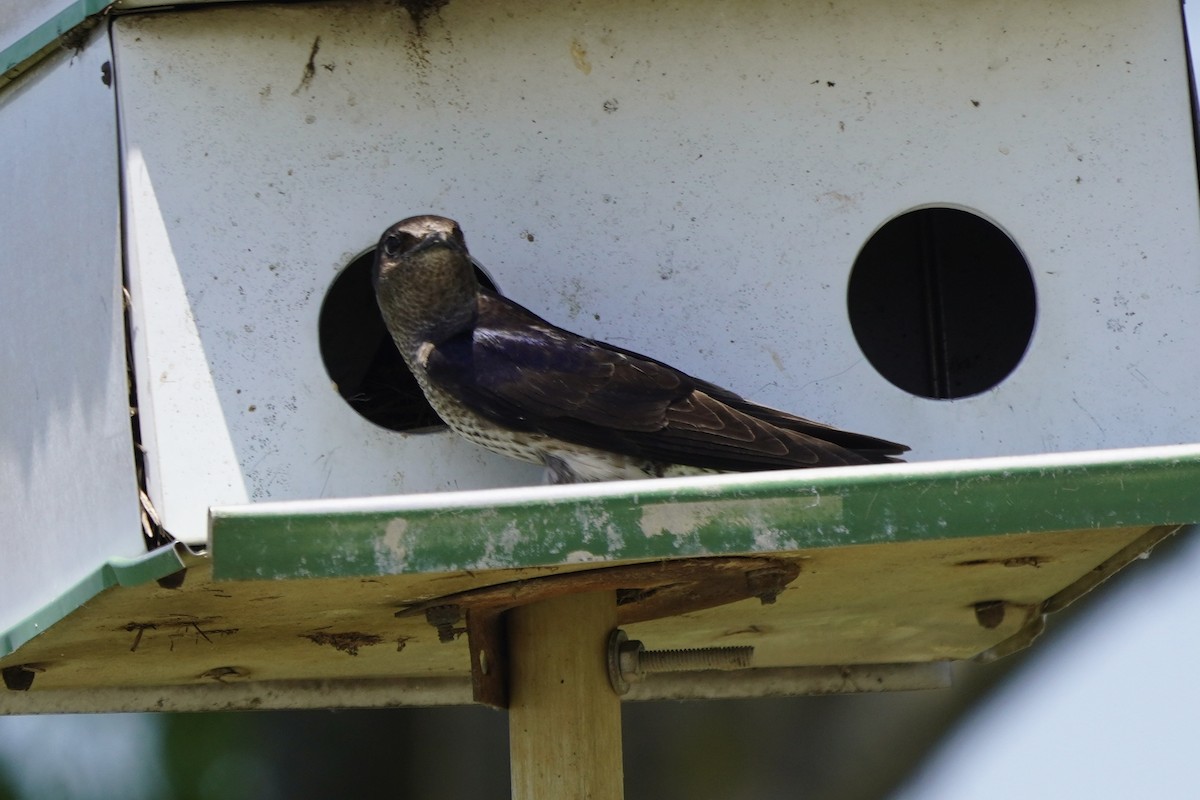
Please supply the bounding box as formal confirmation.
[2,445,1197,713]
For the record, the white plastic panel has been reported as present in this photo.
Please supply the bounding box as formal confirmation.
[113,0,1200,543]
[0,29,142,632]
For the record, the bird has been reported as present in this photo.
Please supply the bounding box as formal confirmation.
[373,215,908,484]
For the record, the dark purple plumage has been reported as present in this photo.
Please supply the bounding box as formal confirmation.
[374,215,908,483]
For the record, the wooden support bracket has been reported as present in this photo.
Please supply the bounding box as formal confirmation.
[396,556,801,708]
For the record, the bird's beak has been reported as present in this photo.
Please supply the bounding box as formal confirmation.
[409,231,464,256]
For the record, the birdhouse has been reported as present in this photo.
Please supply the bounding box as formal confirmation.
[4,1,1200,793]
[6,0,1198,552]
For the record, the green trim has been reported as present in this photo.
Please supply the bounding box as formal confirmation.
[1,0,112,83]
[0,543,187,658]
[210,444,1200,582]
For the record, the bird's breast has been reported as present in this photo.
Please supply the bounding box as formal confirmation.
[414,374,548,465]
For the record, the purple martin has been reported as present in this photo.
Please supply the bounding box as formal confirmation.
[373,215,908,483]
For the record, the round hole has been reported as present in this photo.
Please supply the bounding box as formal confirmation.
[847,207,1036,400]
[318,247,499,431]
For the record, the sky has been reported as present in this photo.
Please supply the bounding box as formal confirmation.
[892,527,1200,799]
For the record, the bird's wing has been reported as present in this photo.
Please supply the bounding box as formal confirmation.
[592,337,908,460]
[426,295,684,433]
[423,293,906,470]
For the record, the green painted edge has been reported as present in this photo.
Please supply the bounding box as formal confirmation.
[1,0,112,81]
[209,445,1200,582]
[0,543,187,659]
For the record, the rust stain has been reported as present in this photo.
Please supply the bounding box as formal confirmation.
[201,666,249,683]
[399,0,449,36]
[303,631,383,656]
[723,624,767,636]
[293,36,321,95]
[956,556,1045,568]
[570,39,592,75]
[973,600,1007,629]
[123,618,237,652]
[123,622,157,652]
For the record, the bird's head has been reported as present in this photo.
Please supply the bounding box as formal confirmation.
[374,215,480,355]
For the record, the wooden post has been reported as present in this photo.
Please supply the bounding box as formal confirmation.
[508,590,623,800]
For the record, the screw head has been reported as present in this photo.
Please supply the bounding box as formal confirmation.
[606,629,643,695]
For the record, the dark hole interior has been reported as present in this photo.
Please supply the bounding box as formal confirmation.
[318,248,498,431]
[847,207,1036,400]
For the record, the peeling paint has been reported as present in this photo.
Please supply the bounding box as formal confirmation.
[751,524,798,553]
[640,501,714,538]
[573,503,624,554]
[475,520,525,569]
[564,550,605,563]
[373,517,410,572]
[638,501,778,552]
[211,445,1200,581]
[639,495,836,542]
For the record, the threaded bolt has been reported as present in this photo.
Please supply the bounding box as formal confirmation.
[607,629,754,695]
[638,646,753,673]
[424,605,463,643]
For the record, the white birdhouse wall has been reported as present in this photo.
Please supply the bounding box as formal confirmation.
[0,29,143,633]
[110,0,1200,544]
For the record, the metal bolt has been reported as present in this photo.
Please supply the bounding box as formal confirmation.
[607,629,753,695]
[424,604,464,643]
[746,565,792,605]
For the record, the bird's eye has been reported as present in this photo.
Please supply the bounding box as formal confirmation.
[381,233,409,258]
